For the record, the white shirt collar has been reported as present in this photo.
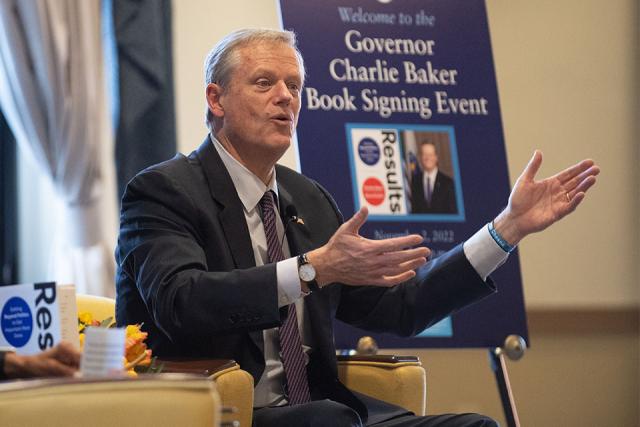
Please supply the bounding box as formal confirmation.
[209,134,278,212]
[423,167,438,184]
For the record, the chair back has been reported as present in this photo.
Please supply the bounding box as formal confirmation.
[76,293,116,321]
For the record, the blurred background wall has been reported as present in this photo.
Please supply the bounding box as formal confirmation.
[173,0,638,425]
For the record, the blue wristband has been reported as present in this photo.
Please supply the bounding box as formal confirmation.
[487,221,516,253]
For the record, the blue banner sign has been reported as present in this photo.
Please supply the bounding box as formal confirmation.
[279,0,528,348]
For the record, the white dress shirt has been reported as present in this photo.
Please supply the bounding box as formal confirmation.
[210,134,509,408]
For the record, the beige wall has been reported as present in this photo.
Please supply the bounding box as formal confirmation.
[392,316,639,426]
[486,0,639,309]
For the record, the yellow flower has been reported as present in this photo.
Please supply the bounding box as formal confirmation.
[125,324,147,342]
[78,311,93,325]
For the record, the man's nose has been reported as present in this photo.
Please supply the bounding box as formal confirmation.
[273,81,293,104]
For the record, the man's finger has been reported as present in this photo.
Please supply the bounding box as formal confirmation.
[555,159,595,184]
[379,270,417,287]
[369,234,425,253]
[559,192,586,219]
[522,150,543,181]
[374,247,430,265]
[367,255,427,277]
[567,175,597,200]
[563,165,600,192]
[341,206,369,234]
[48,362,77,377]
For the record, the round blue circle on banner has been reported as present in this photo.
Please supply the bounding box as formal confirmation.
[358,138,380,166]
[1,297,33,348]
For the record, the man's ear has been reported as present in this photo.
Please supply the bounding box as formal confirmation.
[206,83,225,118]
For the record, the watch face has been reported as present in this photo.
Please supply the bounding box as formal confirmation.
[299,263,316,282]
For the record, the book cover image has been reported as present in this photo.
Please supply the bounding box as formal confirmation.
[346,123,465,223]
[0,282,62,354]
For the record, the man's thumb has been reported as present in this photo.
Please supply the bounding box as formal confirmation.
[342,206,368,234]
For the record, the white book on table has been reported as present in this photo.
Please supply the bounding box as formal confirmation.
[0,282,77,354]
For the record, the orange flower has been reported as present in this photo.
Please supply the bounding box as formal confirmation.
[124,324,152,368]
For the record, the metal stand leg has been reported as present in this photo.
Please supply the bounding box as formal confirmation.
[489,335,526,427]
[489,348,520,427]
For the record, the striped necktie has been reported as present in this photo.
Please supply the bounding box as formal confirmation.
[259,191,311,405]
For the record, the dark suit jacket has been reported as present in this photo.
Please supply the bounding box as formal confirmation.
[115,138,495,419]
[411,170,457,214]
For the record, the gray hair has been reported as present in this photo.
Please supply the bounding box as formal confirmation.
[203,28,306,130]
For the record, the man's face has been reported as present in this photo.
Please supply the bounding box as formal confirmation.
[212,41,303,167]
[419,144,438,172]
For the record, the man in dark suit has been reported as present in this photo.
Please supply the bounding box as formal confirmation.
[411,142,457,214]
[115,29,599,426]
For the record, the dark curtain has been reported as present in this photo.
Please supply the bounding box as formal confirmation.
[0,111,17,285]
[108,0,177,201]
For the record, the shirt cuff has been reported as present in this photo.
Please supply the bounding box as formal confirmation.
[276,257,305,307]
[463,225,509,281]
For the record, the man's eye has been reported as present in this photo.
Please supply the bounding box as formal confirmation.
[256,79,271,88]
[288,83,300,94]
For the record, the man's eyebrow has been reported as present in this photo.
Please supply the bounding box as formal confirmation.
[249,67,275,76]
[249,66,302,81]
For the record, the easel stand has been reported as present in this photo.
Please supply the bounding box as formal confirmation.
[489,335,527,427]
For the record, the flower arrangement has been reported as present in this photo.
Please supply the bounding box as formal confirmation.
[78,312,157,376]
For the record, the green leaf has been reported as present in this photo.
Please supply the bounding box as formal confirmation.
[99,317,115,328]
[134,356,164,374]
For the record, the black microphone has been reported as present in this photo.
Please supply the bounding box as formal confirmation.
[285,205,299,224]
[281,205,300,248]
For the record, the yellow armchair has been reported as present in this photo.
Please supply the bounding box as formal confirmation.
[337,354,426,416]
[75,294,426,425]
[76,294,253,426]
[161,354,426,426]
[76,293,116,322]
[160,358,255,427]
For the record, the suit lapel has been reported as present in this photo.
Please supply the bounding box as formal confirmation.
[195,137,256,270]
[195,138,264,353]
[277,181,313,255]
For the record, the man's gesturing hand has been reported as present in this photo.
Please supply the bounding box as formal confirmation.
[494,150,600,245]
[307,207,430,287]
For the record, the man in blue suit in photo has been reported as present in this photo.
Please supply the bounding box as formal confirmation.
[410,142,457,214]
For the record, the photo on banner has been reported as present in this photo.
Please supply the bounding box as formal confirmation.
[347,123,465,222]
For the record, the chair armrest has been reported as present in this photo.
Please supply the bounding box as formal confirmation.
[337,354,426,416]
[157,358,238,376]
[159,358,254,427]
[0,374,220,427]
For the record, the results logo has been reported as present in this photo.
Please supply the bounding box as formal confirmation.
[350,127,407,215]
